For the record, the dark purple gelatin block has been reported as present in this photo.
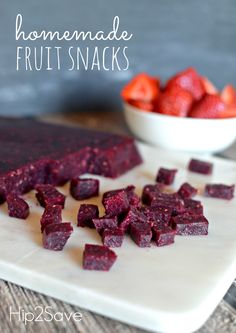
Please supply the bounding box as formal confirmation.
[156,168,177,185]
[152,225,176,246]
[141,184,162,205]
[77,204,99,228]
[188,159,213,175]
[70,178,99,200]
[151,193,185,216]
[83,244,117,271]
[93,216,118,235]
[119,207,147,232]
[142,206,172,226]
[102,228,124,247]
[171,213,209,235]
[102,189,129,217]
[184,199,203,215]
[40,204,62,232]
[178,182,198,199]
[204,184,235,200]
[125,185,141,208]
[35,184,66,208]
[42,222,73,251]
[6,194,29,219]
[130,222,152,247]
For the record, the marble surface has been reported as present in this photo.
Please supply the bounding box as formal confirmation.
[0,142,236,333]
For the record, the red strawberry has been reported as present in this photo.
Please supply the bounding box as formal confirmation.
[121,73,160,103]
[155,86,193,117]
[166,67,204,100]
[201,76,218,95]
[189,94,226,119]
[221,85,236,107]
[129,99,154,111]
[218,107,236,118]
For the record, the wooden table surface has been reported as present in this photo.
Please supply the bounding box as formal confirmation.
[0,112,236,333]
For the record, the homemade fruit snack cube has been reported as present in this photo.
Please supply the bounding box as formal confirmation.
[70,178,99,200]
[171,213,209,235]
[177,182,198,199]
[42,222,73,251]
[204,184,235,200]
[102,228,124,247]
[77,204,99,228]
[40,204,62,232]
[130,222,152,247]
[35,184,66,208]
[184,199,203,215]
[0,118,142,202]
[142,206,172,226]
[83,244,117,271]
[141,184,162,205]
[125,185,141,208]
[102,189,130,217]
[152,225,176,246]
[156,167,177,185]
[151,194,185,216]
[188,158,213,175]
[92,216,118,235]
[6,194,29,220]
[119,207,147,232]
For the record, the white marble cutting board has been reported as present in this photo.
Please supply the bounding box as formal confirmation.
[0,142,236,333]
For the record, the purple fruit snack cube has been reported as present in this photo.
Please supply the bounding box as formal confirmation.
[42,222,73,251]
[184,199,203,215]
[152,225,176,246]
[102,228,124,247]
[130,222,152,247]
[92,216,118,235]
[171,213,209,236]
[6,194,29,220]
[125,185,141,208]
[70,178,99,200]
[40,204,62,232]
[35,184,66,208]
[177,182,198,199]
[119,207,147,232]
[156,168,177,185]
[102,189,129,217]
[83,244,117,271]
[141,184,162,205]
[77,204,99,228]
[188,159,213,175]
[204,184,235,200]
[142,206,172,226]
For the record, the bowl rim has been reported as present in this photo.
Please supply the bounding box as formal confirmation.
[123,101,236,123]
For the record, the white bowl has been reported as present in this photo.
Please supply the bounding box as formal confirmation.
[123,102,236,153]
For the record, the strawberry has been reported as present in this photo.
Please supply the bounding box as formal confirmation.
[129,99,154,111]
[218,107,236,118]
[189,94,226,119]
[155,86,193,117]
[166,67,204,100]
[121,73,160,103]
[201,76,218,95]
[221,85,236,107]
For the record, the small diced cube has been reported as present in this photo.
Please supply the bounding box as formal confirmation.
[93,216,118,235]
[40,204,62,232]
[171,213,209,236]
[102,228,124,247]
[142,206,172,226]
[42,222,73,251]
[204,184,234,200]
[119,208,147,232]
[184,199,203,215]
[70,178,99,200]
[188,159,213,175]
[35,184,66,208]
[141,184,162,205]
[152,225,176,246]
[151,193,185,216]
[178,182,198,199]
[77,204,99,228]
[130,223,152,247]
[156,168,177,185]
[125,185,141,208]
[102,189,129,217]
[6,194,29,219]
[83,244,117,271]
